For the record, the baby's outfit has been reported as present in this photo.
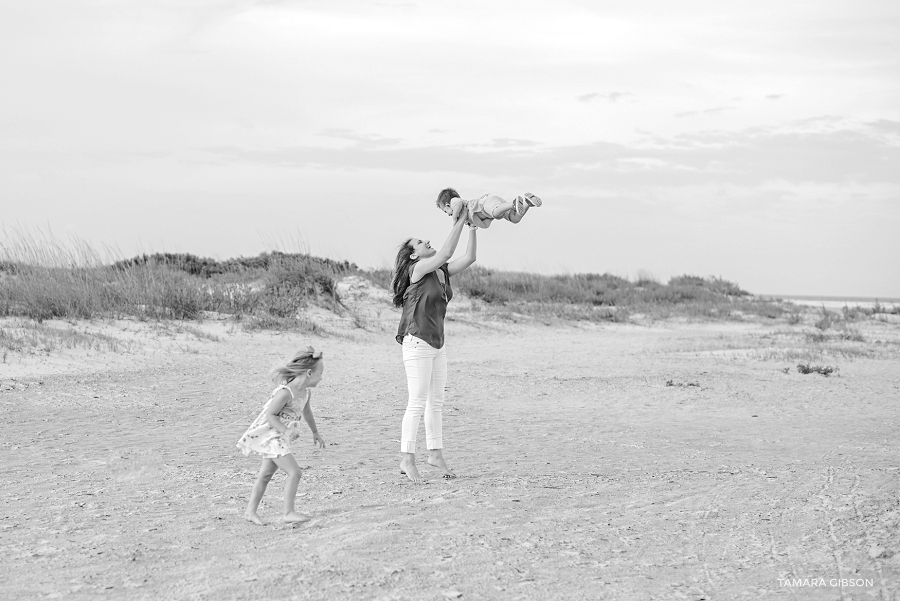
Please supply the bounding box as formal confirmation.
[236,385,309,459]
[452,193,512,229]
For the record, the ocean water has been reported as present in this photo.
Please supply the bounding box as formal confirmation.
[760,294,900,310]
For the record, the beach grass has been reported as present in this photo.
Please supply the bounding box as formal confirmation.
[0,320,135,356]
[3,231,897,332]
[363,265,786,322]
[0,232,351,325]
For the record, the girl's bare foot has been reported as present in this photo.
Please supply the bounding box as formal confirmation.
[283,512,308,523]
[244,511,265,526]
[427,451,456,479]
[400,453,423,484]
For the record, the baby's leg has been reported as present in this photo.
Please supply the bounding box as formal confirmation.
[486,194,530,223]
[245,459,278,525]
[489,197,516,219]
[507,194,541,223]
[272,453,306,522]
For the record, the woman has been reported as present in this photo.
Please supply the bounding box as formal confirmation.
[392,211,477,483]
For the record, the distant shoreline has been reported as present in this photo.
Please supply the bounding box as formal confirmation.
[759,294,900,309]
[762,294,900,302]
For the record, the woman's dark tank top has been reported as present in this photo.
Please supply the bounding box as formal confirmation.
[395,263,453,349]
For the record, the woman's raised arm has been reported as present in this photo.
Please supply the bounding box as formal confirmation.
[411,214,467,282]
[447,226,476,276]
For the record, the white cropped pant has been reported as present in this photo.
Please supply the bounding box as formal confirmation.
[400,334,447,452]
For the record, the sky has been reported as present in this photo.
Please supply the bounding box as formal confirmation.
[2,0,899,297]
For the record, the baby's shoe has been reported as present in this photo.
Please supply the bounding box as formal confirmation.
[514,196,527,215]
[523,192,542,207]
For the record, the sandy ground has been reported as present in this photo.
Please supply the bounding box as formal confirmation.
[2,286,900,600]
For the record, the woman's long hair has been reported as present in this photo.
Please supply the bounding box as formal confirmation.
[391,238,416,308]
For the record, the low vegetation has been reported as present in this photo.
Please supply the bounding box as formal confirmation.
[0,233,353,324]
[364,265,782,322]
[2,233,897,332]
[0,320,135,357]
[797,363,839,376]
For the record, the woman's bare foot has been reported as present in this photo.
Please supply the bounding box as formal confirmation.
[427,450,456,479]
[244,511,265,526]
[283,512,308,523]
[400,453,423,484]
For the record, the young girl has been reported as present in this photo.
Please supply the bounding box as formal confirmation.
[236,346,326,525]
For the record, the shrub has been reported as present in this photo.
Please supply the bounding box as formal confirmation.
[837,328,865,342]
[442,269,773,321]
[797,363,839,376]
[814,306,836,331]
[841,305,868,321]
[1,233,349,325]
[805,331,829,343]
[3,230,783,328]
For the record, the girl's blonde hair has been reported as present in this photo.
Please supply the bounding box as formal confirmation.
[270,346,323,384]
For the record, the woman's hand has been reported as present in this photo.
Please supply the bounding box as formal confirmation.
[451,199,466,222]
[411,210,469,282]
[285,426,301,441]
[448,219,478,276]
[312,432,326,448]
[453,203,468,224]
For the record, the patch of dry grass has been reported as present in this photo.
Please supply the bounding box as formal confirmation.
[797,363,839,376]
[148,321,224,342]
[747,347,826,363]
[363,266,781,322]
[0,230,348,329]
[176,324,223,342]
[240,314,327,335]
[4,230,897,341]
[0,320,135,356]
[746,331,880,362]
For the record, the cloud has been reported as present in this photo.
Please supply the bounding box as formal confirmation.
[489,138,539,148]
[201,120,900,187]
[373,2,417,8]
[316,128,403,148]
[867,119,900,134]
[675,106,736,118]
[578,91,633,103]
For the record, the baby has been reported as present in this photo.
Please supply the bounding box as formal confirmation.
[436,188,542,229]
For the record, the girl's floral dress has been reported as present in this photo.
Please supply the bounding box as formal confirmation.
[236,385,309,459]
